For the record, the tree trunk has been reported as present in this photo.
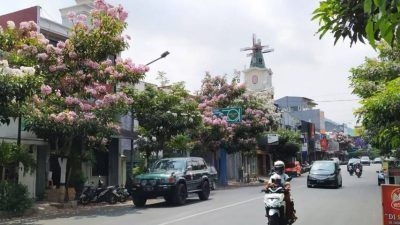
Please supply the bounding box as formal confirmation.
[64,165,72,202]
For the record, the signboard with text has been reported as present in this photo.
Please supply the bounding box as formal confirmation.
[382,184,400,225]
[213,108,242,123]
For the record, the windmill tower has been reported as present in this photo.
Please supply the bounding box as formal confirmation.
[241,34,274,96]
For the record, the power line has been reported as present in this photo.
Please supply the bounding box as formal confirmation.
[315,99,360,103]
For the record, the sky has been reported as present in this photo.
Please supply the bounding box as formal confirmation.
[0,0,378,128]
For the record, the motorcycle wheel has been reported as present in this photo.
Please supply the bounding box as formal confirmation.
[108,193,117,204]
[268,214,280,225]
[119,194,127,202]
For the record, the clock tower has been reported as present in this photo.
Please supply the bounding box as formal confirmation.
[241,34,274,97]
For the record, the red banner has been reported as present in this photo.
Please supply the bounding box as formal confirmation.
[382,184,400,225]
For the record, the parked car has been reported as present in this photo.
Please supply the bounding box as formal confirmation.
[285,161,301,177]
[207,165,218,190]
[361,156,371,166]
[131,157,212,207]
[307,160,342,188]
[373,157,382,164]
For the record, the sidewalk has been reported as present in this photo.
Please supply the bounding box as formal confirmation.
[1,181,268,222]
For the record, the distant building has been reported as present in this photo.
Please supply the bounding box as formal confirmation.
[275,96,326,134]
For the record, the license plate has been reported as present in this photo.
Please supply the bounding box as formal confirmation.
[144,186,153,191]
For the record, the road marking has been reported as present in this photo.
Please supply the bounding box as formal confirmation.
[154,196,262,225]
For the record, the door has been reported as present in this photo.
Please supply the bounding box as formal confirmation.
[185,160,196,190]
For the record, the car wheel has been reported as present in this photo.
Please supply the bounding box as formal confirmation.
[198,180,210,201]
[173,183,187,205]
[335,179,340,189]
[133,195,147,207]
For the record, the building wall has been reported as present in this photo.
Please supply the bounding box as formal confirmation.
[291,109,325,132]
[243,67,272,92]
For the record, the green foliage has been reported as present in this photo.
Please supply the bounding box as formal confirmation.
[259,129,301,160]
[313,0,400,47]
[0,142,36,175]
[350,42,400,152]
[165,134,193,157]
[126,82,202,157]
[0,181,33,214]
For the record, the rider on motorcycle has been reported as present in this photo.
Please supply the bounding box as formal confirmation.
[265,160,297,223]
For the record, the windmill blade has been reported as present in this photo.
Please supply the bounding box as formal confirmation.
[262,49,274,53]
[240,47,254,51]
[252,34,256,46]
[246,53,253,57]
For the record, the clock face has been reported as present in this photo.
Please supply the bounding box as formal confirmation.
[252,75,258,84]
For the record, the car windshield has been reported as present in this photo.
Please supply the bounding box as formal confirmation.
[311,162,335,172]
[349,158,360,164]
[151,159,186,172]
[361,157,369,161]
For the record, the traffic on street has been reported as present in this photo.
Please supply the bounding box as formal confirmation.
[4,163,380,225]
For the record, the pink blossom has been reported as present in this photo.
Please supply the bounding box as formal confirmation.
[77,14,87,22]
[93,19,101,27]
[104,66,113,74]
[84,113,95,121]
[19,21,30,30]
[119,11,128,22]
[67,11,76,20]
[54,47,63,55]
[68,51,77,59]
[40,85,52,95]
[55,89,61,97]
[46,44,54,53]
[37,53,48,61]
[56,41,66,49]
[28,21,37,31]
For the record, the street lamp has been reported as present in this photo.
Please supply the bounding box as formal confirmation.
[145,51,170,66]
[128,51,170,182]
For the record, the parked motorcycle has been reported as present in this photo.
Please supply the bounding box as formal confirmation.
[115,185,130,202]
[377,170,385,186]
[79,178,119,205]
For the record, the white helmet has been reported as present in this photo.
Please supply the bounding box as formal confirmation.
[274,160,285,175]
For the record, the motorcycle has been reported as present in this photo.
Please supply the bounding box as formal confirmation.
[79,178,119,205]
[115,185,130,202]
[355,167,362,178]
[263,177,293,225]
[377,170,385,186]
[347,164,354,176]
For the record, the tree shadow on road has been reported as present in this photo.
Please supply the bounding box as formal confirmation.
[1,198,207,225]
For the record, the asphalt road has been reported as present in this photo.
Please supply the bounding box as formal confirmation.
[5,163,383,225]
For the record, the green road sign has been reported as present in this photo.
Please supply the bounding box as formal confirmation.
[213,108,242,123]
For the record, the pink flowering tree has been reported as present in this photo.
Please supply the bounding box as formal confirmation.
[195,73,279,160]
[0,0,147,193]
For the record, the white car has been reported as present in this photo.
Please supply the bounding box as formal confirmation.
[360,156,371,166]
[373,157,382,164]
[329,157,340,165]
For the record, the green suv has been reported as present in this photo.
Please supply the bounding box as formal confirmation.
[131,157,212,206]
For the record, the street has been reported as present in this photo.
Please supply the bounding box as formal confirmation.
[5,163,382,225]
